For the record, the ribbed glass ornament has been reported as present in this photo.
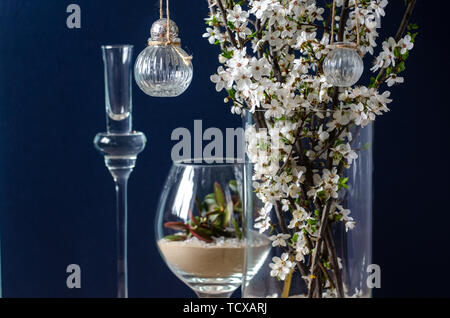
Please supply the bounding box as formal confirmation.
[134,18,193,97]
[323,42,364,87]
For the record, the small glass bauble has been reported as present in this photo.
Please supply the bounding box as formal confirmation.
[323,42,364,87]
[134,18,193,97]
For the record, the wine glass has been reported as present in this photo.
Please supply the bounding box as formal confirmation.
[155,158,251,298]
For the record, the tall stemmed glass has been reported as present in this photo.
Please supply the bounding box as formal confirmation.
[94,45,146,298]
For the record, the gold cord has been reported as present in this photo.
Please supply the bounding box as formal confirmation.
[166,0,170,42]
[355,1,361,47]
[331,0,336,45]
[329,0,362,55]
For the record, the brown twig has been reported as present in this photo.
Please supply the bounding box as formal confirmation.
[307,199,333,297]
[325,225,345,297]
[338,0,350,42]
[216,0,239,48]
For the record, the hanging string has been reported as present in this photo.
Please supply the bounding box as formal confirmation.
[165,0,171,42]
[149,0,193,65]
[329,0,362,56]
[330,0,336,45]
[355,1,361,47]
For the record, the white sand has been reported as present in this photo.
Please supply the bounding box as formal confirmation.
[158,235,270,278]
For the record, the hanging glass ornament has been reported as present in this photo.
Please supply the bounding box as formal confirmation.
[323,0,364,87]
[134,0,193,97]
[323,42,364,87]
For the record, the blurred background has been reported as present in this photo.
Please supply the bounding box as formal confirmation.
[0,0,448,297]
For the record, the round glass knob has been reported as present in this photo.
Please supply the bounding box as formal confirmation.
[150,18,179,40]
[323,42,364,87]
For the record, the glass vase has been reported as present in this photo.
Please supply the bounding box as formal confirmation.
[155,159,271,298]
[242,112,373,298]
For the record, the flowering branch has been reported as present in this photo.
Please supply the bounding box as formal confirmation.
[204,0,417,298]
[373,0,417,87]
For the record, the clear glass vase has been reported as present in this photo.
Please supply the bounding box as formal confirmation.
[242,112,373,298]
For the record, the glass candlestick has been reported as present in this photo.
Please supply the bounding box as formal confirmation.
[94,45,147,298]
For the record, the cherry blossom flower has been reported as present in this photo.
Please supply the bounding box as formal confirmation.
[386,74,404,87]
[269,233,291,247]
[399,34,414,54]
[210,67,232,92]
[227,4,249,24]
[202,27,220,45]
[269,253,294,280]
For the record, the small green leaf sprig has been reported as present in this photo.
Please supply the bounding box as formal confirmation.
[164,181,243,243]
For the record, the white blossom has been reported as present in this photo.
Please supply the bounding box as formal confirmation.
[210,67,233,92]
[269,253,294,280]
[269,233,291,247]
[386,74,404,87]
[227,5,249,24]
[202,27,220,45]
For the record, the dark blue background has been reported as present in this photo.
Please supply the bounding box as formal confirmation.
[0,0,448,298]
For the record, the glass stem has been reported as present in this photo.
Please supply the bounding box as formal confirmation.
[114,173,130,298]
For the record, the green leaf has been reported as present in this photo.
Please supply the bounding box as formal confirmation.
[247,31,258,39]
[204,193,218,211]
[291,233,299,243]
[231,217,243,240]
[222,50,234,59]
[229,180,238,193]
[402,50,410,60]
[222,205,232,228]
[164,235,187,241]
[164,222,189,231]
[214,182,226,210]
[362,142,371,151]
[195,226,214,237]
[206,210,223,217]
[316,190,326,200]
[189,210,199,226]
[195,196,202,214]
[189,228,213,243]
[407,23,419,31]
[338,177,349,190]
[227,88,236,99]
[227,21,235,30]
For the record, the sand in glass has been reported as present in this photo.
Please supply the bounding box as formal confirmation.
[94,45,146,298]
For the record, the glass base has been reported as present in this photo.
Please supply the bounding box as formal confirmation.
[173,269,241,298]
